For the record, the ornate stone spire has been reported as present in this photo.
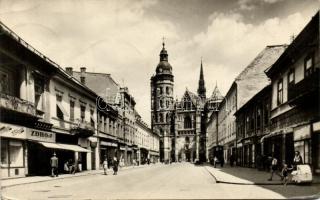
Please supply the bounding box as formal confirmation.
[197,58,206,99]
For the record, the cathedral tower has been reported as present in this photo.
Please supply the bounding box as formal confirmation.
[151,41,174,162]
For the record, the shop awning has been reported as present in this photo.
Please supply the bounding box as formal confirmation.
[38,142,91,152]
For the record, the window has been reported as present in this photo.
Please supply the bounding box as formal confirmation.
[80,105,86,122]
[34,78,44,111]
[166,100,169,108]
[56,95,64,120]
[288,69,295,85]
[166,87,170,95]
[70,101,75,121]
[160,100,164,108]
[184,116,192,129]
[90,109,94,127]
[257,108,261,129]
[304,53,314,77]
[159,87,163,95]
[159,113,164,123]
[0,71,9,94]
[277,79,283,105]
[9,141,23,167]
[264,103,269,126]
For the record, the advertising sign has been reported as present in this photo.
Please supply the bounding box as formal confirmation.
[26,128,56,143]
[0,123,26,139]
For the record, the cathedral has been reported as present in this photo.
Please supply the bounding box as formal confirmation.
[150,42,223,163]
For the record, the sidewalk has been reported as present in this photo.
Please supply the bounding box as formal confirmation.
[205,164,320,185]
[1,163,160,188]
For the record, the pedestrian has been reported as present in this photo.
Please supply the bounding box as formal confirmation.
[64,160,70,174]
[50,153,59,177]
[268,155,281,181]
[213,156,218,168]
[293,151,303,170]
[281,163,293,186]
[103,158,108,175]
[69,159,76,174]
[113,156,119,175]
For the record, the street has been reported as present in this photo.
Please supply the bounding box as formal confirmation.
[2,163,319,199]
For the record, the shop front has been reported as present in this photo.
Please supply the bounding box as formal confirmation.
[312,121,320,174]
[0,123,27,178]
[99,140,118,168]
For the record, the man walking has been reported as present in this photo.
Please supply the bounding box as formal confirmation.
[50,153,59,177]
[113,156,119,175]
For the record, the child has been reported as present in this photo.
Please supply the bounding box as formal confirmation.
[281,163,293,186]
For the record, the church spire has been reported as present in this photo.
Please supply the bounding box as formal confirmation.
[197,58,206,99]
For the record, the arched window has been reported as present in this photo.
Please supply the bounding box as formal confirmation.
[166,87,170,95]
[184,116,192,129]
[160,100,163,108]
[159,113,164,122]
[159,87,163,95]
[166,113,170,123]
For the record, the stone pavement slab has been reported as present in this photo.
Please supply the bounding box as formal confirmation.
[205,164,320,185]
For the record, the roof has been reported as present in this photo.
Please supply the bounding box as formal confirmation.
[208,84,224,102]
[181,89,202,107]
[235,45,286,108]
[234,84,271,117]
[73,71,120,104]
[266,10,319,77]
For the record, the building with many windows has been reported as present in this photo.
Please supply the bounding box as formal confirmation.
[264,11,320,174]
[0,21,96,178]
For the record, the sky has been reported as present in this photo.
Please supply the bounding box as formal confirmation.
[0,0,319,125]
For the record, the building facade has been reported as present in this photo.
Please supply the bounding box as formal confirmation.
[135,115,160,164]
[264,11,320,174]
[0,22,95,178]
[234,85,271,167]
[206,45,286,165]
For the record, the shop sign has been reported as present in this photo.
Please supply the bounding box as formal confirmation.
[0,123,26,139]
[26,128,55,142]
[101,141,117,147]
[293,124,310,141]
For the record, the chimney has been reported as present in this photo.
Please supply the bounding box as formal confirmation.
[80,67,86,85]
[65,67,73,76]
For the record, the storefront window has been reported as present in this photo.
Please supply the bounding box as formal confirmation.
[9,141,23,167]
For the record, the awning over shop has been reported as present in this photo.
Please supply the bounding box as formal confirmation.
[38,141,91,152]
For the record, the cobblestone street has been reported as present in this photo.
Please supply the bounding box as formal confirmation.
[2,163,319,199]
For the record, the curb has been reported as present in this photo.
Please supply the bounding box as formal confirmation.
[204,166,320,186]
[1,164,160,189]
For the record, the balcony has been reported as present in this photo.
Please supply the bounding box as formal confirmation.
[0,93,36,117]
[288,69,320,106]
[70,119,95,137]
